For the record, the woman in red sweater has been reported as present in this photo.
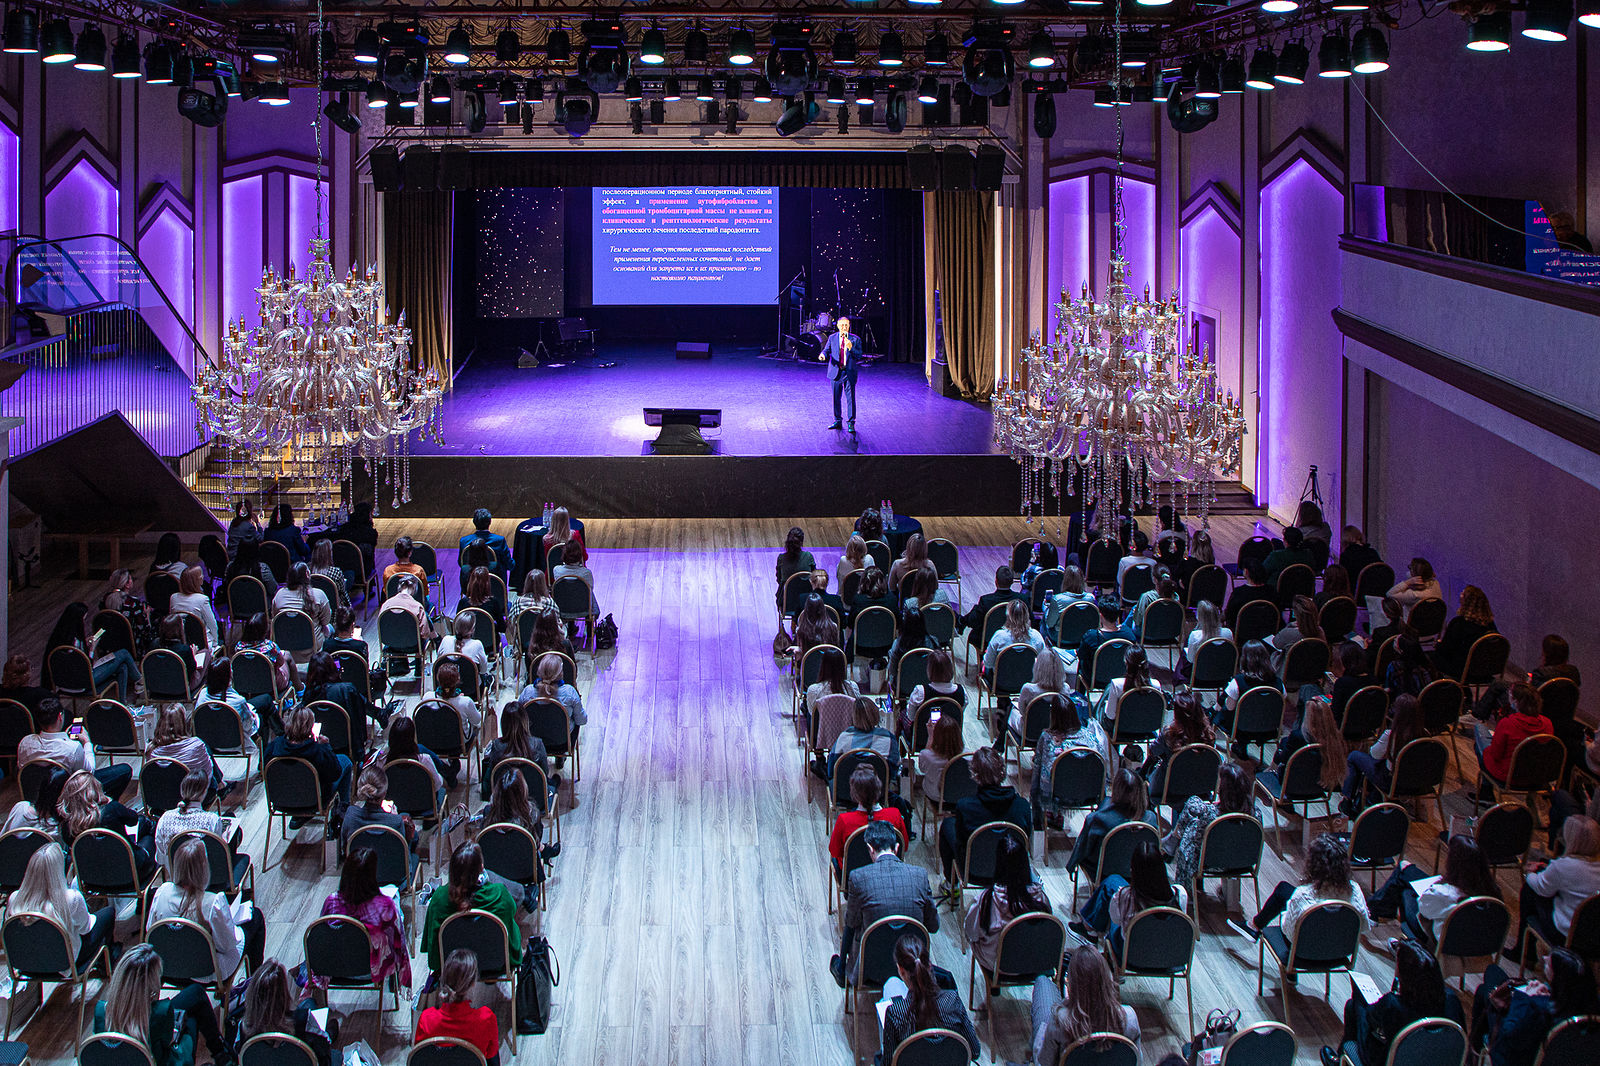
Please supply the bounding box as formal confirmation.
[415,950,501,1066]
[827,763,908,866]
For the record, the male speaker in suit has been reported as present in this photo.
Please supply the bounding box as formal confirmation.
[819,314,863,434]
[830,821,939,987]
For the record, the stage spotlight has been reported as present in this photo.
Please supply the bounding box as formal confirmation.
[917,76,938,103]
[111,34,140,77]
[173,54,196,88]
[500,76,521,107]
[776,92,819,135]
[1468,10,1513,47]
[1318,32,1352,76]
[3,10,37,54]
[1245,47,1277,88]
[1352,26,1389,71]
[1221,53,1245,92]
[352,28,380,64]
[40,18,73,63]
[496,30,520,63]
[832,29,857,64]
[1027,30,1054,68]
[877,30,904,66]
[1033,90,1056,136]
[367,82,391,108]
[547,29,571,61]
[753,76,773,101]
[1150,70,1173,101]
[664,76,681,99]
[855,76,875,104]
[1331,0,1369,9]
[1582,0,1600,29]
[1262,0,1299,13]
[640,27,666,64]
[71,24,105,70]
[684,27,708,62]
[145,42,174,83]
[1194,57,1221,96]
[1092,85,1113,107]
[726,77,743,100]
[1274,40,1309,81]
[325,92,362,132]
[696,75,714,100]
[962,44,1014,96]
[259,81,290,105]
[444,27,471,65]
[728,28,756,65]
[923,31,950,65]
[885,89,907,130]
[650,98,664,123]
[430,75,451,103]
[624,75,642,101]
[528,78,544,103]
[1523,0,1572,39]
[826,74,846,102]
[398,90,419,109]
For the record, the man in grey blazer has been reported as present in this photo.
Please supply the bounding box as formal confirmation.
[831,821,940,987]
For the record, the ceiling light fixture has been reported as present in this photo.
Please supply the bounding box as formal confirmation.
[39,18,73,63]
[624,75,642,101]
[1523,0,1572,39]
[72,22,106,69]
[664,75,681,100]
[832,29,858,64]
[684,27,708,63]
[924,31,950,65]
[547,29,570,61]
[1352,26,1389,71]
[696,74,714,100]
[366,81,391,108]
[640,27,665,64]
[1274,40,1309,81]
[1027,30,1054,68]
[1467,10,1513,47]
[111,33,140,77]
[1245,46,1277,88]
[728,28,755,65]
[1194,57,1221,96]
[877,29,904,66]
[352,28,380,64]
[753,77,773,101]
[1580,0,1600,29]
[444,27,471,65]
[1317,32,1352,76]
[855,75,875,103]
[1221,53,1245,92]
[918,75,939,102]
[495,29,520,63]
[430,75,451,103]
[826,75,846,102]
[260,81,290,105]
[3,9,37,54]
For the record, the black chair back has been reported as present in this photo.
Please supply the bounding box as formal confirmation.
[1340,686,1389,744]
[1187,565,1229,611]
[1160,743,1222,811]
[1475,803,1535,867]
[141,648,192,705]
[85,698,139,753]
[1088,639,1133,691]
[378,609,421,654]
[1084,540,1120,588]
[171,829,242,894]
[895,649,932,701]
[922,603,956,648]
[1199,813,1264,878]
[140,757,188,816]
[858,916,928,987]
[1121,906,1196,974]
[1317,597,1358,641]
[1109,686,1165,744]
[1504,735,1565,792]
[1538,678,1581,728]
[962,821,1027,886]
[306,701,354,757]
[386,759,441,820]
[1029,568,1065,614]
[92,610,136,657]
[1348,803,1409,875]
[305,915,375,984]
[993,644,1037,696]
[1418,679,1466,735]
[1119,564,1155,605]
[1355,562,1395,602]
[48,646,96,696]
[198,535,227,583]
[346,825,412,890]
[1220,1023,1296,1066]
[927,539,959,581]
[241,1034,319,1066]
[1236,536,1273,571]
[1537,1016,1600,1065]
[272,610,316,657]
[1387,1018,1468,1066]
[194,701,247,754]
[332,650,371,702]
[225,576,268,620]
[524,698,572,756]
[438,910,511,977]
[264,757,325,816]
[73,828,142,894]
[1282,638,1330,689]
[1275,564,1315,607]
[1235,599,1281,645]
[1141,599,1184,646]
[231,650,277,701]
[1278,744,1326,802]
[852,606,897,657]
[415,698,469,757]
[2,912,74,976]
[1406,597,1447,641]
[18,758,65,805]
[1389,738,1449,800]
[939,756,977,810]
[1095,821,1159,885]
[1050,747,1106,810]
[1190,638,1238,692]
[0,829,51,894]
[552,577,594,617]
[887,1030,970,1066]
[0,698,31,762]
[258,541,291,584]
[1058,1035,1139,1066]
[148,917,220,982]
[145,571,179,618]
[1057,602,1099,647]
[1436,896,1511,961]
[1291,901,1363,967]
[831,749,890,809]
[1462,634,1512,685]
[992,912,1066,979]
[478,823,541,886]
[1232,686,1285,743]
[81,1033,155,1066]
[409,1039,485,1066]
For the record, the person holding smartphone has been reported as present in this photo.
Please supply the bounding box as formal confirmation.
[1471,946,1597,1066]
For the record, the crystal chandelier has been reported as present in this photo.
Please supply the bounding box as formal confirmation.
[193,1,444,519]
[992,21,1245,532]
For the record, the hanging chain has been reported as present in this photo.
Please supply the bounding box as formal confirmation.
[313,0,326,243]
[1112,3,1125,262]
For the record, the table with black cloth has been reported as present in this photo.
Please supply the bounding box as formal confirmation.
[853,514,923,555]
[511,516,586,591]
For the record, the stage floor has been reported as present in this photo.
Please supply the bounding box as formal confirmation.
[416,342,997,457]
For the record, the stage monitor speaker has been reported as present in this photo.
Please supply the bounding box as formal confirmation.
[370,146,402,192]
[975,145,1004,191]
[675,341,712,360]
[439,145,471,189]
[402,146,437,191]
[929,358,955,398]
[644,407,721,454]
[941,145,974,190]
[907,145,938,191]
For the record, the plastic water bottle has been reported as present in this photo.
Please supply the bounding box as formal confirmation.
[887,499,897,532]
[543,501,553,527]
[878,500,888,531]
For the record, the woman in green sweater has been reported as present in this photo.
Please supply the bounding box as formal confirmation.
[421,841,522,976]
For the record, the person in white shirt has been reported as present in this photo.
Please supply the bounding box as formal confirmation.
[437,613,493,690]
[147,837,265,978]
[1387,557,1443,611]
[10,843,115,969]
[1244,832,1371,939]
[170,566,220,650]
[18,697,133,801]
[272,563,333,655]
[1185,599,1232,658]
[1369,835,1501,944]
[551,539,600,612]
[200,660,262,759]
[1,764,65,839]
[1521,815,1600,951]
[1096,647,1161,729]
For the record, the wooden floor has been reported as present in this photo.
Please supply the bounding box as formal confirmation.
[7,514,1506,1066]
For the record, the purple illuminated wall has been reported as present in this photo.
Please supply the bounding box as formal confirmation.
[1121,179,1156,302]
[138,206,196,377]
[45,157,115,239]
[1260,159,1344,524]
[1046,177,1088,333]
[1179,204,1243,408]
[223,175,264,330]
[0,123,16,235]
[288,174,326,278]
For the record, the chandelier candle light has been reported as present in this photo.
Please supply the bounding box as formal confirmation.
[992,20,1245,530]
[194,0,444,519]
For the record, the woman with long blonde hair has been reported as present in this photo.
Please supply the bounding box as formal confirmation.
[11,843,115,970]
[146,837,265,977]
[95,943,229,1066]
[836,534,868,592]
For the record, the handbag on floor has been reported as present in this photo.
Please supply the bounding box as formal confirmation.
[516,935,560,1034]
[1186,1007,1240,1065]
[595,614,618,650]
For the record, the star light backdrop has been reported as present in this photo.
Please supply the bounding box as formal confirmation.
[476,188,566,319]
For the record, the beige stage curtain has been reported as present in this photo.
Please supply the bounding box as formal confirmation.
[382,192,453,386]
[930,190,995,398]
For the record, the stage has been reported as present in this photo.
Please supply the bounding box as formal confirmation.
[396,340,1026,518]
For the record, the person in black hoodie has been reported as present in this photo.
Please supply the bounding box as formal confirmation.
[264,706,352,826]
[938,747,1031,883]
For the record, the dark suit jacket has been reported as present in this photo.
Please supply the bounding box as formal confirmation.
[843,854,939,976]
[960,589,1021,635]
[822,330,863,381]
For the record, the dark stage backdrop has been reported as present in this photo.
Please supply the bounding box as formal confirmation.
[474,189,565,319]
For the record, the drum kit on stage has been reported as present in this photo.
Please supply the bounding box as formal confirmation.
[788,299,881,361]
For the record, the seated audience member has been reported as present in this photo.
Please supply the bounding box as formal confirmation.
[152,613,204,691]
[959,566,1020,637]
[460,507,510,572]
[1328,938,1463,1066]
[810,569,850,623]
[149,706,224,799]
[341,764,419,860]
[11,843,117,973]
[1032,948,1141,1066]
[899,566,947,614]
[543,506,587,567]
[154,769,229,870]
[830,820,939,988]
[308,538,350,612]
[1130,567,1178,638]
[1010,650,1071,738]
[421,842,523,976]
[855,507,884,547]
[148,836,266,976]
[980,599,1048,737]
[380,575,440,643]
[0,654,51,714]
[329,500,379,575]
[1384,635,1434,700]
[1387,557,1442,611]
[200,659,264,757]
[1114,524,1152,588]
[793,593,841,661]
[807,646,861,753]
[480,767,549,866]
[1177,528,1216,591]
[227,500,261,561]
[170,567,222,650]
[320,846,411,996]
[1165,760,1255,889]
[1241,832,1371,940]
[525,607,576,667]
[507,571,558,637]
[1031,691,1105,824]
[324,608,368,661]
[517,653,587,752]
[1042,566,1095,644]
[480,703,552,802]
[939,748,1030,881]
[272,563,333,655]
[888,533,930,592]
[1478,682,1552,802]
[264,504,311,564]
[231,958,336,1066]
[1222,562,1274,630]
[1183,600,1232,665]
[1142,690,1215,785]
[456,566,507,633]
[1068,767,1156,878]
[774,526,814,610]
[416,949,502,1066]
[917,713,964,809]
[372,714,448,798]
[1531,634,1581,688]
[1315,564,1354,612]
[1292,642,1372,744]
[1017,539,1058,597]
[431,661,484,742]
[849,566,899,630]
[1219,640,1283,732]
[1370,835,1500,946]
[1472,946,1598,1066]
[964,834,1049,972]
[303,650,381,756]
[828,763,908,866]
[1263,525,1314,587]
[1098,647,1160,732]
[59,769,156,879]
[1076,837,1187,954]
[1515,814,1600,964]
[20,696,133,800]
[1076,598,1132,677]
[43,601,139,702]
[265,705,353,811]
[1365,598,1409,670]
[2,764,65,837]
[1293,500,1333,545]
[1338,525,1383,582]
[235,612,296,695]
[150,532,188,580]
[879,935,981,1062]
[1271,595,1324,669]
[837,534,869,592]
[1339,692,1426,817]
[382,536,428,591]
[224,535,280,597]
[96,943,228,1066]
[1431,585,1496,679]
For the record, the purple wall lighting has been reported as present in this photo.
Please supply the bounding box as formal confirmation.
[138,206,195,377]
[1179,205,1243,411]
[288,174,326,279]
[1260,159,1344,523]
[0,123,17,235]
[1121,178,1157,302]
[1046,176,1088,333]
[222,174,264,330]
[45,156,116,239]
